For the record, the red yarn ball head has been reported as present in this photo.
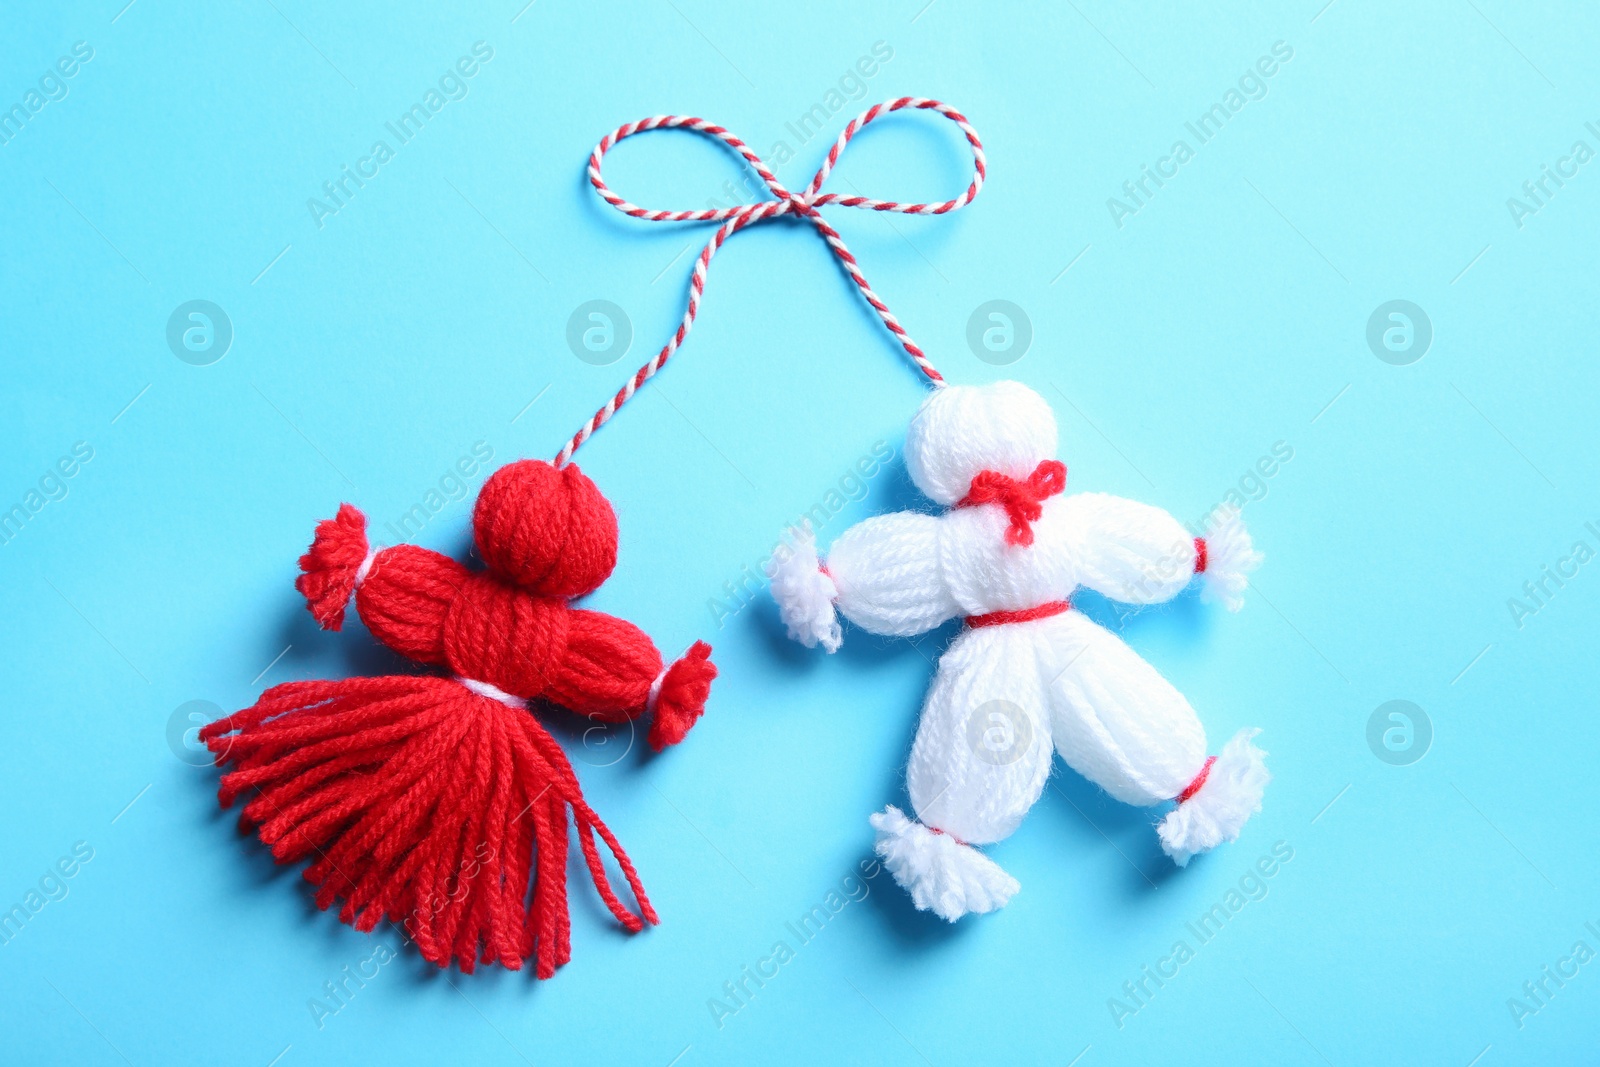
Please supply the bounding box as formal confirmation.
[473,460,618,598]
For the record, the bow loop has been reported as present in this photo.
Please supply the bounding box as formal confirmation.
[586,99,985,225]
[957,459,1068,547]
[557,98,988,467]
[1026,458,1068,498]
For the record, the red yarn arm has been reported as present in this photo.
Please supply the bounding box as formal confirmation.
[541,609,661,723]
[540,609,716,751]
[355,545,472,666]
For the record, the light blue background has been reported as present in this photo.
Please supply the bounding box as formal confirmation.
[4,1,1598,1064]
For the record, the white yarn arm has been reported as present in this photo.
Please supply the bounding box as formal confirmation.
[828,510,960,637]
[1061,492,1202,605]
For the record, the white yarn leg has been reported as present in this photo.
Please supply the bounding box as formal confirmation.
[907,626,1053,842]
[874,625,1051,921]
[1042,612,1267,863]
[1042,612,1207,806]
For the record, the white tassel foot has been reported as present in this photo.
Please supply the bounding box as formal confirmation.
[870,805,1019,921]
[1199,507,1263,612]
[1158,729,1270,867]
[767,521,841,652]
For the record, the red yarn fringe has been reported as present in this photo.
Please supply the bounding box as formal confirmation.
[201,676,657,977]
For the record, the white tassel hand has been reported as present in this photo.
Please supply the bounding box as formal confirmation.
[766,521,842,652]
[1199,506,1263,613]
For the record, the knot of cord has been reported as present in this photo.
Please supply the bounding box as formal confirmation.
[782,190,817,218]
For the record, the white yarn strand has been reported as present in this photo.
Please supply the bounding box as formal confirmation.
[456,677,528,710]
[354,547,379,590]
[645,667,668,716]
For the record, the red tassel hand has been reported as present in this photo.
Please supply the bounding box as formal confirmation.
[203,459,717,977]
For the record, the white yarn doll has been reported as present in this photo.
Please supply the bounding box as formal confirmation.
[769,380,1270,921]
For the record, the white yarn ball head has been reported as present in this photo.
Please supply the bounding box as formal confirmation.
[906,380,1059,505]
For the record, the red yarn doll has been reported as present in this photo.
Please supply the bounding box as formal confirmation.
[203,459,716,977]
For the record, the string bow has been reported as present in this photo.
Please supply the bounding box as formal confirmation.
[958,460,1068,547]
[558,97,987,466]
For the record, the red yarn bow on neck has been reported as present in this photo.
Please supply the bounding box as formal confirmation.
[957,459,1067,547]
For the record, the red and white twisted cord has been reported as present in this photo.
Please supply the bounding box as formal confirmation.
[554,96,986,467]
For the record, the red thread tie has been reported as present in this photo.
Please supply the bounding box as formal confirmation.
[966,600,1072,628]
[956,460,1067,547]
[1193,537,1208,574]
[1176,756,1218,805]
[558,97,988,466]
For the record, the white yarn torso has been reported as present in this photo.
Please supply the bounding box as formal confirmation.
[938,499,1076,615]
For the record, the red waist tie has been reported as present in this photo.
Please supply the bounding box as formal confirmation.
[966,600,1072,628]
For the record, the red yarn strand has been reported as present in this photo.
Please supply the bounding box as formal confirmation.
[966,601,1072,629]
[1176,755,1218,805]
